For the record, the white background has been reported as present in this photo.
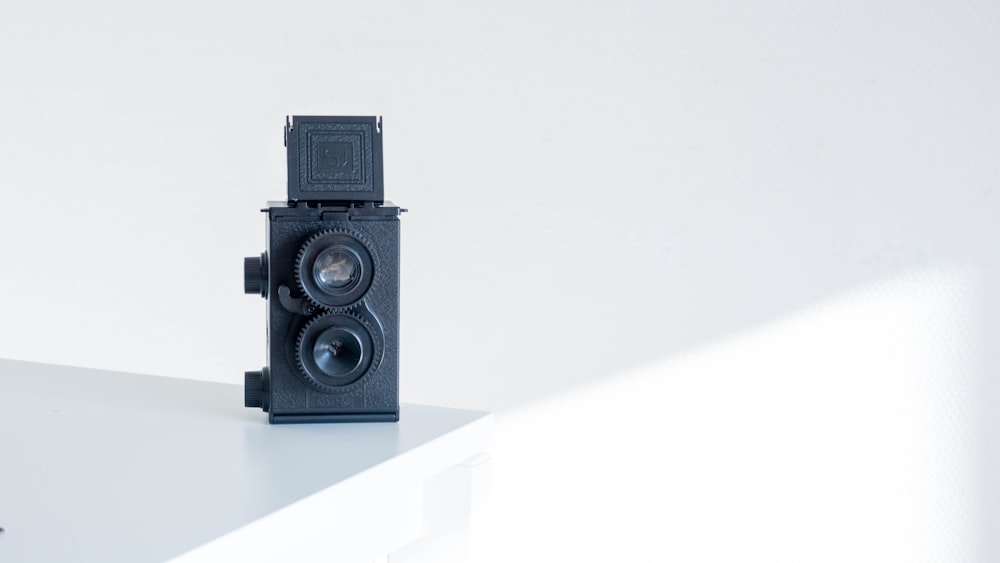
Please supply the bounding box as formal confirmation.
[1,1,998,561]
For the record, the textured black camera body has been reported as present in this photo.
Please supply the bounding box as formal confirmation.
[244,116,403,423]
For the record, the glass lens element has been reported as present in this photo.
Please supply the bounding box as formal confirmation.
[312,329,364,377]
[313,249,358,290]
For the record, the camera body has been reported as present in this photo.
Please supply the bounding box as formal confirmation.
[244,116,403,423]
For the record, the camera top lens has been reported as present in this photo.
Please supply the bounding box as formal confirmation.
[296,230,375,309]
[313,249,358,290]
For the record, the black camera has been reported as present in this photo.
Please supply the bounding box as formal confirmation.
[243,116,403,423]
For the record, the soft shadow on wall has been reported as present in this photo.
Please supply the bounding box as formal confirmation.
[385,2,1000,413]
[398,64,998,416]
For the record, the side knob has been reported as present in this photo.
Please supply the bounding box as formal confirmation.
[245,368,269,411]
[244,253,268,297]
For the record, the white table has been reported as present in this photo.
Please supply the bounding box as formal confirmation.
[0,359,492,563]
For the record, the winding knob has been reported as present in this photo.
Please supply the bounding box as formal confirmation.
[244,254,267,297]
[245,369,269,411]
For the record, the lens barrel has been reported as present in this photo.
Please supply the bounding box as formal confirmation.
[296,312,378,391]
[296,231,374,309]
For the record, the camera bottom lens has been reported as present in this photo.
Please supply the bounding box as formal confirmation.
[312,326,365,377]
[296,313,377,390]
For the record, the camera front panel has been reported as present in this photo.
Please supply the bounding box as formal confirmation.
[264,209,399,422]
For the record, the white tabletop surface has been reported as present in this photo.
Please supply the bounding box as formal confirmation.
[0,359,491,563]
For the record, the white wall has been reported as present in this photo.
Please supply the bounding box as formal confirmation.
[2,1,997,560]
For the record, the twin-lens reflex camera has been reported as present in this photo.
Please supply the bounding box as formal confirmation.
[243,116,403,423]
